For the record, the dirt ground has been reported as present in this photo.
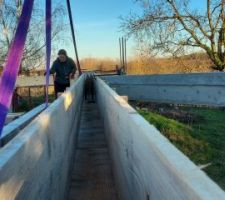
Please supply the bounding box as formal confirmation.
[130,101,205,125]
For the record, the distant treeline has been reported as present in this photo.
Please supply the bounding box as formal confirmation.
[0,53,216,77]
[127,53,214,74]
[80,53,214,74]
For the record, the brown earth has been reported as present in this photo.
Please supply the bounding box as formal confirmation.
[130,101,204,124]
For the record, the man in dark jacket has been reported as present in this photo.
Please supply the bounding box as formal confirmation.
[50,49,77,98]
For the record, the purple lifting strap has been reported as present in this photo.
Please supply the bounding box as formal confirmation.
[0,0,35,136]
[45,0,51,106]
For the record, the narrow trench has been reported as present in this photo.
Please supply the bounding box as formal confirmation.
[68,101,119,200]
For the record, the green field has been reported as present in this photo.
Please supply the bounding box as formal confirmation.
[137,105,225,190]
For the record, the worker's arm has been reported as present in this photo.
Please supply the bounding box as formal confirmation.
[70,59,77,79]
[50,61,57,74]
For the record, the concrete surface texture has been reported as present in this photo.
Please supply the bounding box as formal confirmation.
[1,72,225,200]
[96,77,225,200]
[5,113,24,125]
[0,75,85,200]
[68,102,118,200]
[102,72,225,106]
[1,104,46,147]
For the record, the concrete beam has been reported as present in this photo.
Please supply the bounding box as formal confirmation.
[102,73,225,107]
[0,75,85,200]
[1,104,46,147]
[96,77,225,200]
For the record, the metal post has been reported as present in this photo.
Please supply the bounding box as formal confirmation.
[119,38,122,68]
[122,37,125,69]
[124,38,127,73]
[66,0,82,75]
[28,87,32,109]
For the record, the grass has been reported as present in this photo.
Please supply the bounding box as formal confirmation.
[138,107,225,190]
[188,107,225,189]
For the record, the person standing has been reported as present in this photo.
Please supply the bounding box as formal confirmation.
[50,49,77,98]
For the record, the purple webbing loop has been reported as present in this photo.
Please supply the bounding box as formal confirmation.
[45,0,52,107]
[0,0,35,137]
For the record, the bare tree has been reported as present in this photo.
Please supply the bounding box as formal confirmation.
[0,0,68,71]
[122,0,225,71]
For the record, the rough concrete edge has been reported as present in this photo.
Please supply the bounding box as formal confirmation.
[97,77,225,199]
[102,72,225,86]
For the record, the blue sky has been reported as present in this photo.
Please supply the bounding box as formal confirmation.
[59,0,203,59]
[66,0,141,59]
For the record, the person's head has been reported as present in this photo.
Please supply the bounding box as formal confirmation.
[58,49,67,62]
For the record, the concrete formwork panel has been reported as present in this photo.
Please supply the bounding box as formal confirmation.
[1,104,46,147]
[0,75,85,200]
[102,73,225,106]
[96,77,225,200]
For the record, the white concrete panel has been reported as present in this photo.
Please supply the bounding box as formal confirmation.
[1,104,46,147]
[96,77,225,200]
[0,75,85,200]
[103,73,225,106]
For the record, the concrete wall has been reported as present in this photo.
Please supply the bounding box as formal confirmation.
[102,73,225,106]
[95,77,225,200]
[1,104,46,147]
[0,75,84,200]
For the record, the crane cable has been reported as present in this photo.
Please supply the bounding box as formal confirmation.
[66,0,82,76]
